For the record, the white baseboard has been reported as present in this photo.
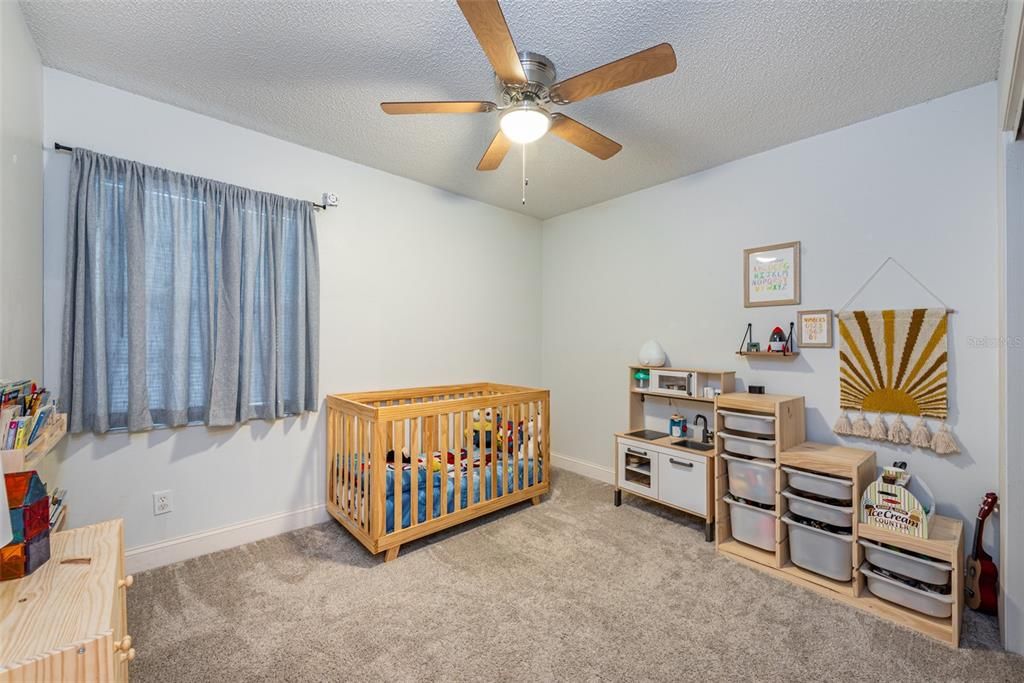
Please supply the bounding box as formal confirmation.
[551,451,615,484]
[125,503,329,573]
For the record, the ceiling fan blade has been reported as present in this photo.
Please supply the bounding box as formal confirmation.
[549,115,622,160]
[548,43,677,104]
[381,101,497,114]
[457,0,527,85]
[477,129,511,171]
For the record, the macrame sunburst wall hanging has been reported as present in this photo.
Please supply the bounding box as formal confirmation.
[831,259,959,454]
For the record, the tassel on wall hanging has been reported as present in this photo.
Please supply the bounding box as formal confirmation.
[888,414,911,445]
[832,410,852,435]
[851,411,872,438]
[870,413,889,441]
[831,257,957,454]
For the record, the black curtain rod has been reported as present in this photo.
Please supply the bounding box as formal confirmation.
[52,142,331,210]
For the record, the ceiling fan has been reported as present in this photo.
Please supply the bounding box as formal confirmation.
[381,0,678,171]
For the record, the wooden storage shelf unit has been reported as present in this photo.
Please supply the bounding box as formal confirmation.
[714,392,805,568]
[0,413,69,474]
[777,441,876,595]
[717,435,963,647]
[857,516,964,647]
[0,519,133,681]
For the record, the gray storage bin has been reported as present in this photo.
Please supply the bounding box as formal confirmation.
[781,513,853,581]
[724,494,776,551]
[721,452,776,506]
[720,432,776,460]
[782,488,853,527]
[858,540,952,585]
[860,563,954,618]
[718,409,776,436]
[781,466,853,501]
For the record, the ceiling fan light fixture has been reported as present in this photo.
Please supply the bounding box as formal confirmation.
[499,101,551,144]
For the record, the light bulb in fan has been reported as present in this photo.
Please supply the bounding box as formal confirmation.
[499,101,551,144]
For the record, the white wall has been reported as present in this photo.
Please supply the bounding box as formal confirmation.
[42,70,542,561]
[541,83,1000,547]
[1000,135,1024,654]
[998,3,1024,655]
[0,1,43,379]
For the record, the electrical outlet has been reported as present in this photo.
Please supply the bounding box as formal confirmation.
[153,490,173,516]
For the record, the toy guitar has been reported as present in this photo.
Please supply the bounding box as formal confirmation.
[965,492,998,615]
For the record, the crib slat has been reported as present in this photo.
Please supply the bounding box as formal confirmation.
[531,400,538,489]
[410,416,420,527]
[425,414,435,521]
[490,404,498,500]
[513,402,521,492]
[478,409,487,505]
[393,419,404,533]
[338,412,347,513]
[542,397,550,487]
[454,411,463,512]
[354,417,362,528]
[361,418,370,531]
[440,412,449,518]
[371,420,387,538]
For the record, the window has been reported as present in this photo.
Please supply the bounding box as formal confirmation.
[60,149,319,433]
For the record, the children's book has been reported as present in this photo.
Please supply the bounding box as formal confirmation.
[27,405,53,445]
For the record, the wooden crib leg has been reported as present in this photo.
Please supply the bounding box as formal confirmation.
[531,495,542,506]
[384,545,401,562]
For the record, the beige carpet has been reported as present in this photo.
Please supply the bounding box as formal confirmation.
[128,470,1023,682]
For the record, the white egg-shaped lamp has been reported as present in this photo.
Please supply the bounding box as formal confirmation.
[637,340,667,367]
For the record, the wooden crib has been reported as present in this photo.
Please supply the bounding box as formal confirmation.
[326,383,550,561]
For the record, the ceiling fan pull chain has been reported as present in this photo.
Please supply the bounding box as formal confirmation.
[521,143,528,205]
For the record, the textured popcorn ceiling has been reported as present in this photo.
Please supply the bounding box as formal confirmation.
[22,0,1005,219]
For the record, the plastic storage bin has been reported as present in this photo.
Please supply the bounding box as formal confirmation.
[860,563,954,618]
[782,513,853,581]
[781,466,853,502]
[782,489,854,527]
[720,432,776,460]
[724,494,776,551]
[718,410,776,436]
[721,453,776,506]
[858,540,952,585]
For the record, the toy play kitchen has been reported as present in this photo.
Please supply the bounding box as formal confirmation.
[614,365,736,542]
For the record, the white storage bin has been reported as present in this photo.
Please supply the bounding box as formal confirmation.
[858,540,952,585]
[720,432,776,460]
[721,452,775,506]
[782,513,853,581]
[860,563,954,618]
[782,488,853,527]
[724,494,776,551]
[781,466,853,502]
[718,409,776,436]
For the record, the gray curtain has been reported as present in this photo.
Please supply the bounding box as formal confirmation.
[60,149,319,433]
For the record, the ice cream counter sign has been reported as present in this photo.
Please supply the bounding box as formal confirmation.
[860,481,930,538]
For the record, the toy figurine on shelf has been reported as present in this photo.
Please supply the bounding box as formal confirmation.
[767,322,795,354]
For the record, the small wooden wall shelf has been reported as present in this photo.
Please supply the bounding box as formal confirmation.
[0,413,68,474]
[736,351,800,358]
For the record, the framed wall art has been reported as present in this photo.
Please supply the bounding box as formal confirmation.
[744,241,801,307]
[797,309,833,348]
